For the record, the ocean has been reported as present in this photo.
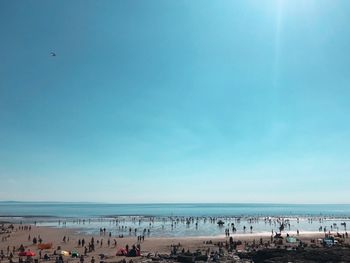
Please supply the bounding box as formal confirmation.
[1,202,350,218]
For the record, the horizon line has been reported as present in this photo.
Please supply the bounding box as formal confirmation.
[1,200,350,206]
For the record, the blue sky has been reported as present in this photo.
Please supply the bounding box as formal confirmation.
[1,0,350,203]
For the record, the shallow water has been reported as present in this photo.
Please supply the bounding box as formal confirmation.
[1,202,350,237]
[33,216,350,238]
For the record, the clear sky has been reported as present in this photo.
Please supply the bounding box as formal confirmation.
[1,0,350,203]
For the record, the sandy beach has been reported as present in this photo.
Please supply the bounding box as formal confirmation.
[1,222,350,263]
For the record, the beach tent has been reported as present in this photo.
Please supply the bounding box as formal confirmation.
[71,251,79,258]
[19,251,36,257]
[322,238,338,247]
[286,237,297,243]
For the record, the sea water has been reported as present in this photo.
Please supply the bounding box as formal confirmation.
[1,202,350,217]
[1,202,350,237]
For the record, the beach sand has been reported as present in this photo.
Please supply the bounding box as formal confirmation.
[1,223,349,263]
